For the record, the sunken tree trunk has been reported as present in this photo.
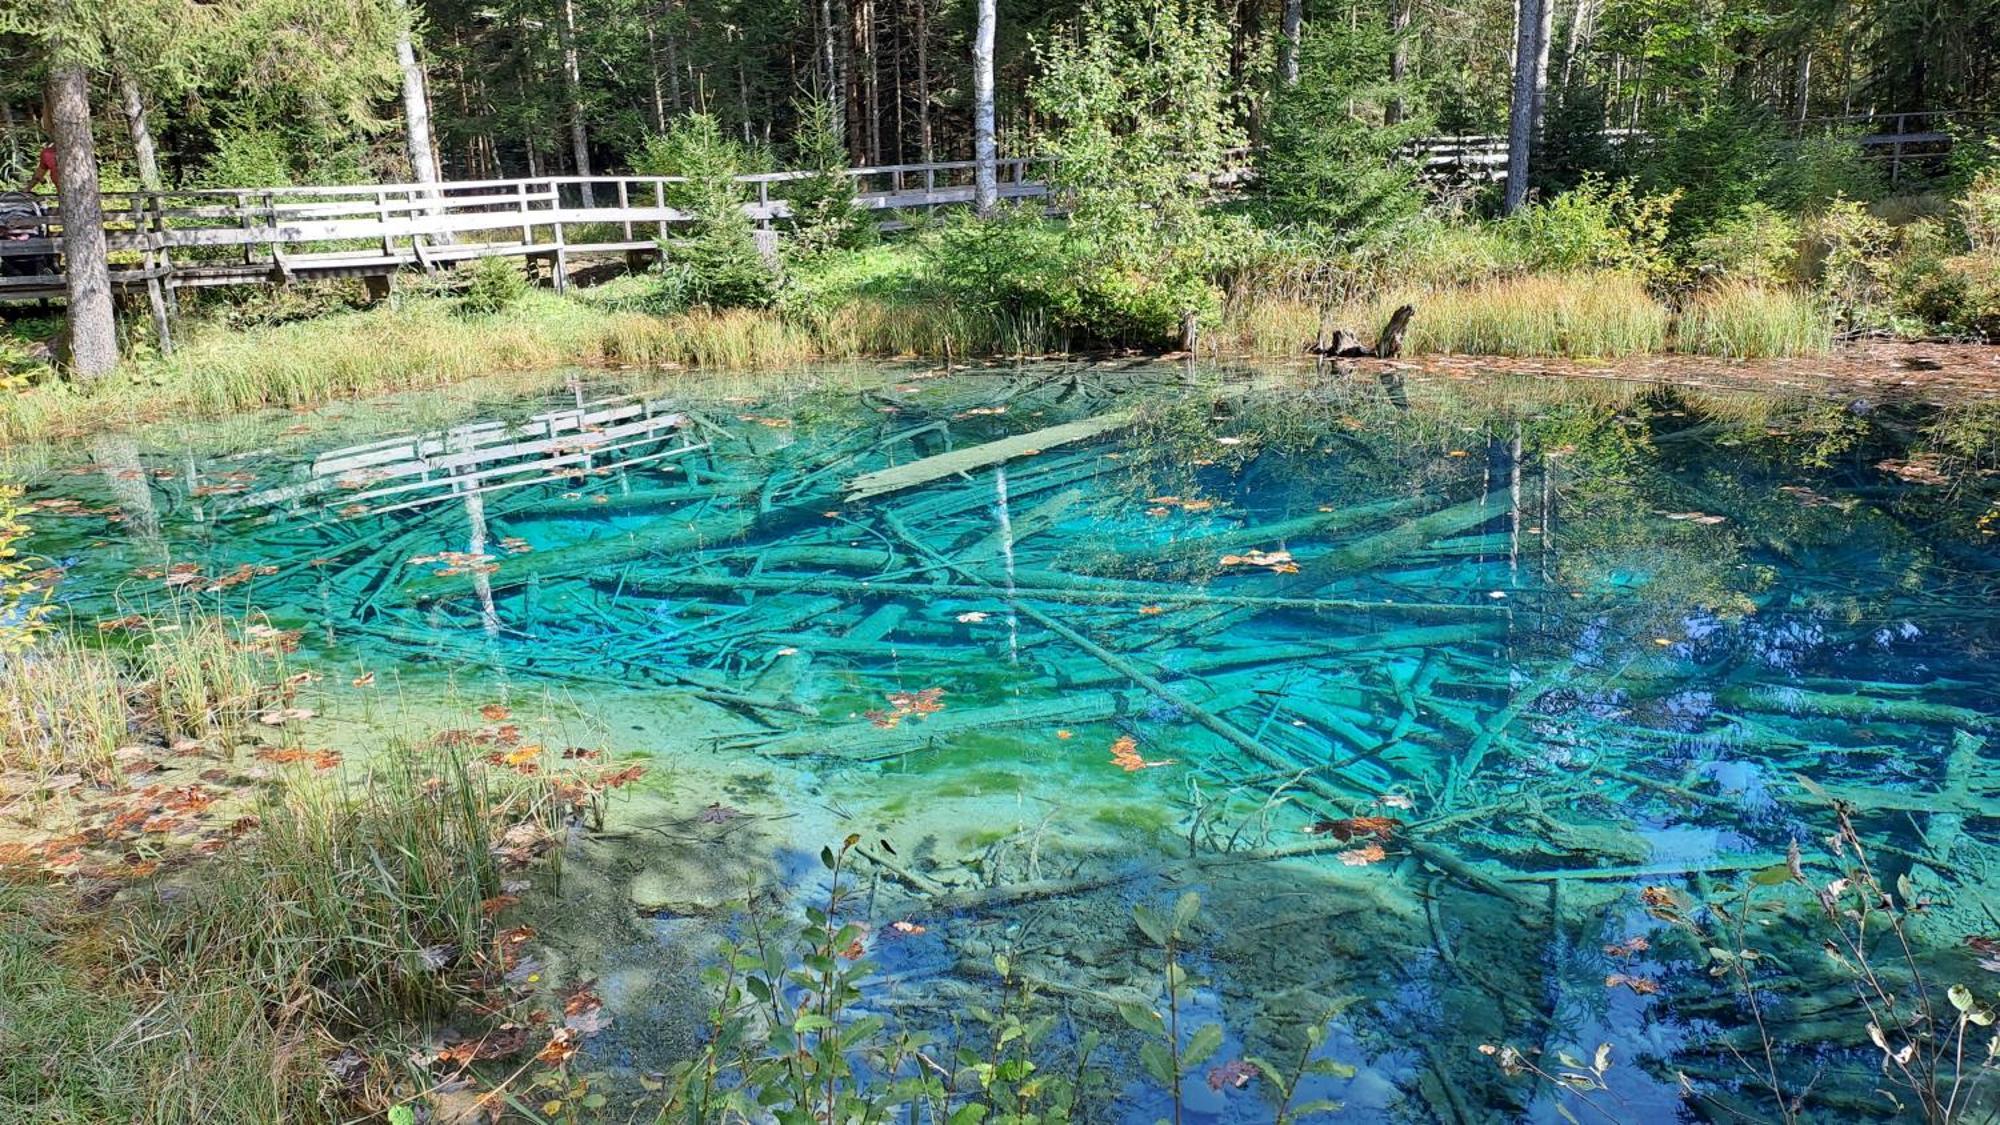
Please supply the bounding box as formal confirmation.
[972,0,997,214]
[49,61,117,378]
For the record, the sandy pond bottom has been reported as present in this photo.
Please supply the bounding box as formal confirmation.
[18,357,2000,1121]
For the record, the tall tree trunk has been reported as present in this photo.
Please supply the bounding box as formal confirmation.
[1503,0,1545,213]
[116,73,161,191]
[644,5,667,132]
[819,0,845,142]
[915,0,932,162]
[395,12,439,184]
[559,0,594,205]
[48,61,117,378]
[663,1,683,112]
[972,0,996,213]
[1279,0,1303,88]
[1387,0,1411,124]
[1530,0,1555,142]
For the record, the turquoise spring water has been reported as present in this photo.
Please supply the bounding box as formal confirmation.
[16,359,2000,1121]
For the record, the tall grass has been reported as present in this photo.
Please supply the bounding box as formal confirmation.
[0,615,274,778]
[0,634,129,779]
[1673,280,1836,358]
[1228,272,1671,358]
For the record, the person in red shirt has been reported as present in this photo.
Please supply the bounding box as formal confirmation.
[24,142,57,192]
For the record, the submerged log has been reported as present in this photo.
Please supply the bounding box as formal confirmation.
[843,411,1136,502]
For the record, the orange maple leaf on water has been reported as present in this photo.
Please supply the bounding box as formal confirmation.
[869,687,946,729]
[480,703,511,722]
[1109,734,1175,772]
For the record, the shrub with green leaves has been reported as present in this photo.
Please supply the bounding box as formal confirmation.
[782,96,874,260]
[1257,16,1427,246]
[1688,203,1801,285]
[1504,176,1677,283]
[639,114,779,311]
[457,256,529,316]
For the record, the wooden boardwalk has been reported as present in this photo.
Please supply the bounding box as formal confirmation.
[0,156,1053,312]
[0,110,1982,323]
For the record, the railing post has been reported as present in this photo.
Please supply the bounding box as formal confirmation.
[132,193,171,355]
[262,190,277,262]
[517,180,532,246]
[618,179,632,241]
[757,180,770,227]
[551,179,569,294]
[377,190,394,257]
[148,192,178,318]
[653,181,668,242]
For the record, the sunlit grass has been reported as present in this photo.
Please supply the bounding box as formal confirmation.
[1674,281,1835,358]
[1228,272,1671,358]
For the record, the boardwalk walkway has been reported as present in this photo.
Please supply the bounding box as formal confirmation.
[0,110,1981,329]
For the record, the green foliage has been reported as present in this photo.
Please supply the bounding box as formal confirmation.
[1257,17,1427,245]
[639,114,779,311]
[0,489,50,656]
[458,256,529,317]
[1640,103,1882,241]
[781,96,874,259]
[1802,197,1897,329]
[1687,203,1801,285]
[1024,0,1247,342]
[1960,167,2000,255]
[1504,177,1677,282]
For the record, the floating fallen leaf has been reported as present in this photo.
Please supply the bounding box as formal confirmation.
[1337,843,1387,866]
[1218,549,1297,574]
[480,703,511,722]
[1055,729,1073,740]
[1138,605,1164,615]
[1605,973,1660,995]
[352,671,376,687]
[1109,734,1174,772]
[868,687,946,728]
[257,707,315,726]
[1207,1058,1258,1091]
[1604,936,1651,957]
[1305,816,1400,842]
[887,920,926,937]
[536,1028,579,1065]
[956,611,989,623]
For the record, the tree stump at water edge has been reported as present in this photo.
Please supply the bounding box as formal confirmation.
[1307,303,1417,359]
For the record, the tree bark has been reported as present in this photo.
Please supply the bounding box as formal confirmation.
[48,61,117,378]
[644,4,668,132]
[1530,0,1555,146]
[396,2,441,186]
[1387,0,1411,124]
[559,0,594,205]
[819,0,845,141]
[972,0,997,214]
[1279,0,1303,88]
[1503,0,1545,213]
[914,0,932,162]
[117,73,161,191]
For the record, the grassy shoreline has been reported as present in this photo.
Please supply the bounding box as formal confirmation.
[0,269,1852,445]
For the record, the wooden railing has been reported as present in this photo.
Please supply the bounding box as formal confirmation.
[0,157,1055,307]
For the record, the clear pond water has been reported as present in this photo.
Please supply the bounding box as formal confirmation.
[16,359,2000,1122]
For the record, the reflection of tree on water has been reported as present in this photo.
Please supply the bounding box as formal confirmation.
[19,365,2000,1120]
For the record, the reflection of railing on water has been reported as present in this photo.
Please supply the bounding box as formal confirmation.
[224,390,706,521]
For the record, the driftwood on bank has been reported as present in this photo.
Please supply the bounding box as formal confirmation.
[1307,303,1417,359]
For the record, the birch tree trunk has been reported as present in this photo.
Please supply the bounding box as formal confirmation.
[819,0,845,141]
[972,0,997,214]
[559,0,595,205]
[117,73,161,191]
[396,3,441,186]
[48,61,118,378]
[1503,0,1545,213]
[1278,0,1303,88]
